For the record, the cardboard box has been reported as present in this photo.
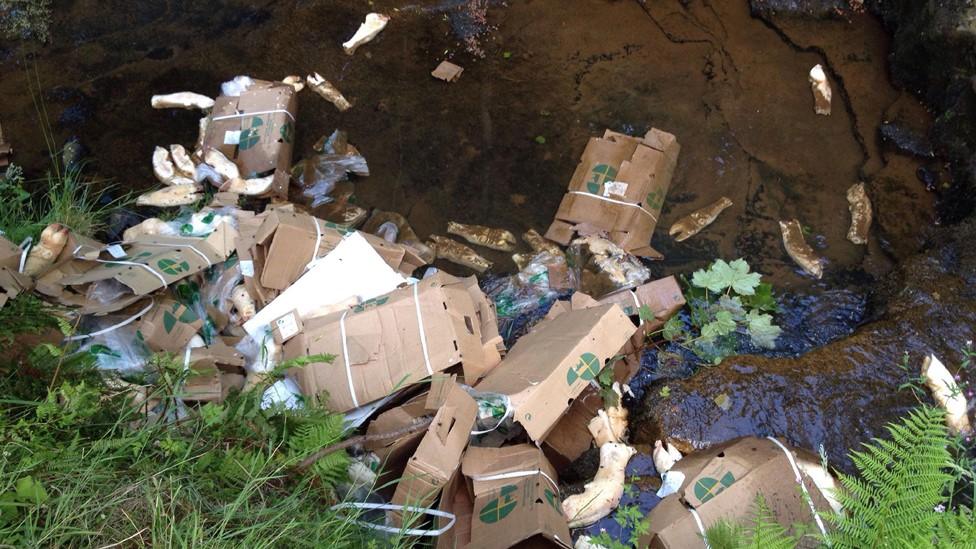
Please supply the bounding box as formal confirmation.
[0,236,31,308]
[390,383,477,523]
[435,470,474,549]
[540,386,604,471]
[640,437,834,549]
[365,391,431,493]
[205,79,297,198]
[546,128,680,257]
[271,310,304,344]
[475,304,635,442]
[137,299,203,352]
[461,445,572,549]
[282,272,501,412]
[182,342,248,402]
[597,275,686,334]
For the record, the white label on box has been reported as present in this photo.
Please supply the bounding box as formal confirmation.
[274,313,300,341]
[106,244,126,258]
[239,260,255,277]
[603,181,629,197]
[223,130,242,145]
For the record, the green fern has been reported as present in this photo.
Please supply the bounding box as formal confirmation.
[703,496,798,549]
[827,406,955,548]
[936,505,976,548]
[288,417,349,487]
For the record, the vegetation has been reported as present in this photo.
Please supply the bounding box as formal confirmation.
[662,258,782,365]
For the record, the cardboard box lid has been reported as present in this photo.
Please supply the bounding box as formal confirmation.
[475,304,635,442]
[462,444,559,498]
[468,474,571,549]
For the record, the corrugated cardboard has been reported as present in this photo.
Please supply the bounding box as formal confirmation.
[282,272,501,412]
[540,386,604,471]
[0,236,31,308]
[205,79,297,198]
[365,391,431,494]
[475,304,635,442]
[436,470,474,549]
[461,445,571,549]
[271,310,304,344]
[138,299,203,352]
[390,383,477,524]
[597,275,686,334]
[640,437,834,549]
[183,342,248,402]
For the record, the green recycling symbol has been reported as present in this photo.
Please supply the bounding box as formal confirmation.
[586,164,618,194]
[158,258,191,276]
[693,471,736,503]
[646,188,665,210]
[543,488,560,511]
[239,116,264,150]
[566,352,600,385]
[479,485,518,523]
[280,121,294,144]
[162,303,199,333]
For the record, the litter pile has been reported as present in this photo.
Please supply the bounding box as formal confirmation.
[0,19,860,547]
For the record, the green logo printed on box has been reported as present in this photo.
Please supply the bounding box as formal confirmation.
[158,259,191,276]
[693,471,736,503]
[566,352,600,385]
[353,296,389,313]
[646,188,665,211]
[479,485,518,523]
[239,116,264,150]
[543,487,560,511]
[586,164,618,194]
[280,121,294,144]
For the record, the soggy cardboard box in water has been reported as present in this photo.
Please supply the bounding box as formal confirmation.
[640,437,835,549]
[475,304,634,442]
[282,272,502,412]
[204,79,298,198]
[460,444,571,549]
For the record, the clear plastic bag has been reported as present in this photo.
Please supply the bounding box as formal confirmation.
[78,322,154,373]
[482,251,569,345]
[297,130,369,208]
[568,235,650,298]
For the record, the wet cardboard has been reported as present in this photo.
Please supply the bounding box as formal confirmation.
[461,445,571,549]
[390,382,477,523]
[475,304,635,442]
[539,386,604,471]
[282,272,501,412]
[138,298,203,353]
[597,275,686,334]
[432,61,464,82]
[205,79,297,198]
[365,391,431,495]
[640,437,834,549]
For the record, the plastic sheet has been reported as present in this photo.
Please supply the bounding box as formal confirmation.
[297,130,369,208]
[481,251,569,346]
[79,322,153,373]
[568,235,650,298]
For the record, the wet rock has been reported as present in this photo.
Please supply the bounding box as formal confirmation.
[917,166,939,192]
[749,0,851,18]
[879,121,934,158]
[635,219,976,472]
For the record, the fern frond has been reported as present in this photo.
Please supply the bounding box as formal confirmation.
[744,495,798,549]
[936,506,976,548]
[704,519,745,549]
[287,417,349,488]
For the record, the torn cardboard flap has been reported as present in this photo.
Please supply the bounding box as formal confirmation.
[597,275,686,333]
[641,437,834,549]
[282,272,501,412]
[540,386,604,471]
[436,470,474,549]
[475,304,635,442]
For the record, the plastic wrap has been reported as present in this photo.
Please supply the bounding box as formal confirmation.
[482,251,569,346]
[297,130,369,208]
[568,235,651,298]
[79,323,153,373]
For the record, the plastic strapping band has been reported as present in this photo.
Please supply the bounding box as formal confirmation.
[73,245,169,288]
[766,436,830,541]
[211,108,296,123]
[17,237,32,274]
[339,310,359,408]
[64,298,156,342]
[630,290,643,326]
[183,343,193,370]
[138,242,213,267]
[308,216,323,268]
[413,282,433,376]
[330,503,455,536]
[469,469,560,496]
[470,396,513,436]
[688,507,711,549]
[568,191,658,222]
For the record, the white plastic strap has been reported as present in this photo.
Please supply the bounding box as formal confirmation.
[470,396,512,436]
[766,437,830,540]
[308,216,323,268]
[469,469,560,496]
[73,245,169,288]
[688,507,711,549]
[17,237,32,274]
[211,108,296,123]
[339,309,359,408]
[412,282,433,376]
[630,290,643,326]
[183,343,193,370]
[330,502,455,536]
[64,298,156,342]
[568,190,658,222]
[137,242,213,268]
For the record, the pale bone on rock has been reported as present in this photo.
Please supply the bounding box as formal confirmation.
[779,219,824,279]
[428,234,493,273]
[151,92,215,111]
[652,440,683,475]
[136,183,203,207]
[922,354,973,436]
[668,196,733,242]
[447,221,517,252]
[342,13,390,55]
[23,223,69,277]
[561,442,637,528]
[846,182,872,245]
[170,145,196,178]
[306,72,352,112]
[809,64,832,116]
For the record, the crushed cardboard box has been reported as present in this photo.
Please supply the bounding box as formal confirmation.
[545,128,680,257]
[0,236,32,308]
[282,272,503,412]
[640,437,834,549]
[475,304,635,443]
[182,342,247,402]
[205,79,298,198]
[138,298,203,353]
[365,391,432,495]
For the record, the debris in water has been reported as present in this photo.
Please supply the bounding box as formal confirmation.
[846,182,872,245]
[523,228,563,257]
[431,60,464,82]
[150,92,215,110]
[561,442,636,528]
[0,121,11,167]
[221,174,274,196]
[428,234,492,272]
[447,221,517,251]
[306,72,351,111]
[809,64,831,115]
[668,196,733,242]
[282,75,304,92]
[169,144,196,178]
[779,218,824,278]
[342,13,389,55]
[922,354,972,436]
[652,440,683,474]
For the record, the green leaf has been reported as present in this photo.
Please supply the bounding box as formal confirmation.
[741,282,777,312]
[662,315,686,342]
[534,135,546,144]
[745,310,782,349]
[637,304,654,323]
[701,310,736,340]
[659,385,671,398]
[716,295,746,320]
[15,476,48,505]
[691,258,761,295]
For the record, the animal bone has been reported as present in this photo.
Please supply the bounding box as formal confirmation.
[342,13,390,55]
[428,235,492,273]
[282,75,304,92]
[523,228,563,257]
[652,440,683,475]
[846,182,872,245]
[588,382,628,446]
[561,442,636,528]
[170,145,196,178]
[136,184,203,207]
[447,221,517,251]
[809,64,831,116]
[779,219,823,279]
[122,218,176,241]
[151,92,215,110]
[669,196,733,242]
[221,174,274,196]
[306,72,352,112]
[922,354,972,436]
[203,149,241,181]
[23,224,69,277]
[229,285,256,325]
